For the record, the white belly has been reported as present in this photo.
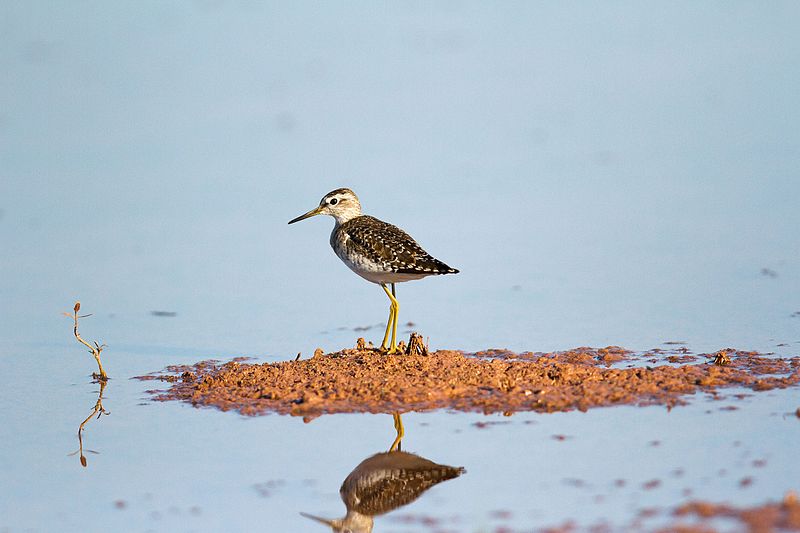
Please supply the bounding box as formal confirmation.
[348,265,430,284]
[333,240,428,284]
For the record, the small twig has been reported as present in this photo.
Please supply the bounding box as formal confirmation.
[407,332,428,356]
[65,301,108,381]
[713,350,731,366]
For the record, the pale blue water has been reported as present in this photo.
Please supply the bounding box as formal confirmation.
[1,2,799,532]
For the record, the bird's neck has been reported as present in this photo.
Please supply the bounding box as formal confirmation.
[331,208,363,226]
[340,511,374,533]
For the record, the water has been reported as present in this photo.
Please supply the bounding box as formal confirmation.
[1,2,799,531]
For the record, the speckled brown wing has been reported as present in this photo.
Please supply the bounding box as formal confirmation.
[340,451,465,516]
[338,216,458,275]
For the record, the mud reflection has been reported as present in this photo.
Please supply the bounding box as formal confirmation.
[302,414,465,532]
[68,380,110,467]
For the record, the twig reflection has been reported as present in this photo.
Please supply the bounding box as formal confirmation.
[69,380,110,467]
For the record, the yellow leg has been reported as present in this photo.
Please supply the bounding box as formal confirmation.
[380,285,394,350]
[380,283,400,353]
[390,283,399,352]
[389,412,404,452]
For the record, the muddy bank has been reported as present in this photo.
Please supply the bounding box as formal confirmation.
[669,491,800,532]
[138,338,800,418]
[539,491,800,532]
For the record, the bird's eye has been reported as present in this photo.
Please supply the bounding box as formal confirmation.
[329,198,338,205]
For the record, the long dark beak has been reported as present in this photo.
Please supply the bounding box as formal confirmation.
[299,512,337,527]
[288,205,324,224]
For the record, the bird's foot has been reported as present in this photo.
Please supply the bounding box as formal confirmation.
[382,343,403,355]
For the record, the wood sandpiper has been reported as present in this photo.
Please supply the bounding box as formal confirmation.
[288,188,458,353]
[301,449,464,532]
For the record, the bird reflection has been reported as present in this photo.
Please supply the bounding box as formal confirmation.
[389,412,403,452]
[68,379,110,467]
[302,414,465,533]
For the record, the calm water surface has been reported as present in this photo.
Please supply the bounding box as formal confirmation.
[1,2,799,531]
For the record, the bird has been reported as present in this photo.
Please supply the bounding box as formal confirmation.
[301,450,465,533]
[288,188,458,353]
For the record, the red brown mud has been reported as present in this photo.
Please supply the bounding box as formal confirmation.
[528,492,800,533]
[668,491,800,532]
[138,338,800,418]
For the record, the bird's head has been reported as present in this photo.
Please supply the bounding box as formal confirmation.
[288,188,362,225]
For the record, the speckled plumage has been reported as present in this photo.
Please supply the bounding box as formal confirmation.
[331,215,458,284]
[340,451,465,517]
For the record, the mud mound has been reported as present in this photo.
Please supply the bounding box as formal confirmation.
[138,340,800,418]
